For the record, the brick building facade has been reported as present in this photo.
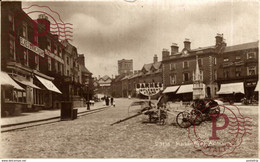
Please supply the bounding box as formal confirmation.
[1,2,92,116]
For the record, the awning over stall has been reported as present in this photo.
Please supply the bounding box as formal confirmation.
[217,82,244,94]
[176,84,193,94]
[163,85,180,94]
[35,75,62,94]
[0,71,24,90]
[12,76,41,89]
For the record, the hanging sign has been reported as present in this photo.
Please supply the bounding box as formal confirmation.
[136,82,163,97]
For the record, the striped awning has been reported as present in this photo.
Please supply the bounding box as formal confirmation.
[0,71,24,90]
[163,85,180,93]
[217,82,244,94]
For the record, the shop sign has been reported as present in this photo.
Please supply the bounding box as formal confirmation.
[20,37,44,57]
[45,49,64,64]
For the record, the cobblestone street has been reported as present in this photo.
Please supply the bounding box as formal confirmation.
[1,98,258,158]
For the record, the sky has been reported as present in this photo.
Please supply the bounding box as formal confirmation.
[22,0,259,78]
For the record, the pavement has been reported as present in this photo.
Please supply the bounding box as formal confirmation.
[1,101,106,126]
[1,98,258,158]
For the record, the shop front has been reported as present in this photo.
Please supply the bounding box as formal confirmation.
[1,71,26,116]
[34,75,62,109]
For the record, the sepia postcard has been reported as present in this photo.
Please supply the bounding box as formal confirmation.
[0,0,259,160]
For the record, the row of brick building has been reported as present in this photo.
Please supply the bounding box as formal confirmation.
[111,34,258,102]
[1,2,93,116]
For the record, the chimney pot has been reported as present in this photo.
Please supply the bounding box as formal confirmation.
[153,54,158,63]
[184,38,191,50]
[171,43,179,55]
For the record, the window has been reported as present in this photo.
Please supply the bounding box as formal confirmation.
[53,44,57,54]
[200,70,203,80]
[170,63,176,70]
[247,52,256,59]
[235,67,242,77]
[223,69,229,78]
[213,57,217,65]
[8,14,14,31]
[183,61,189,68]
[67,70,70,76]
[214,70,217,80]
[198,58,203,67]
[47,39,51,51]
[67,57,69,65]
[236,56,241,60]
[59,47,62,57]
[57,62,60,72]
[183,72,190,82]
[170,74,176,84]
[247,66,256,76]
[9,35,15,60]
[35,55,39,70]
[48,57,51,71]
[22,22,28,39]
[54,60,58,72]
[60,64,63,75]
[223,57,229,62]
[23,49,28,66]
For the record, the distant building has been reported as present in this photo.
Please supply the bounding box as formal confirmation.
[118,59,133,75]
[96,75,112,96]
[111,55,162,99]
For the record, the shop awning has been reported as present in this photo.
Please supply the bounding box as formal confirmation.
[176,84,193,94]
[35,75,62,94]
[254,82,259,92]
[163,85,180,94]
[0,71,24,90]
[12,76,41,89]
[217,82,244,94]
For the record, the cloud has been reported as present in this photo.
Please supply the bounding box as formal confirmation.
[23,0,258,77]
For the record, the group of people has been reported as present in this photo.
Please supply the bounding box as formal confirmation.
[103,96,115,107]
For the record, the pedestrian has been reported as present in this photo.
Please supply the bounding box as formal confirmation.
[110,97,114,106]
[103,96,106,106]
[105,97,109,106]
[113,100,115,107]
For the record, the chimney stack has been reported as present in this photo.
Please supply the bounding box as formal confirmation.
[153,54,158,63]
[171,43,179,55]
[184,38,191,50]
[215,33,224,46]
[162,49,170,61]
[37,14,50,33]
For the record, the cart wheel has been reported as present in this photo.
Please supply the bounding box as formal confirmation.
[176,112,192,128]
[189,109,203,125]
